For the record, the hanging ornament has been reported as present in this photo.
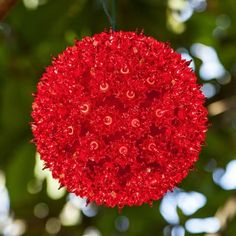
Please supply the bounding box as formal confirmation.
[31,31,208,208]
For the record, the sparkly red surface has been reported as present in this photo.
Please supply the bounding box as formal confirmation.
[32,31,207,208]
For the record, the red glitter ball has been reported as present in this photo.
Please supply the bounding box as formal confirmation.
[31,31,208,208]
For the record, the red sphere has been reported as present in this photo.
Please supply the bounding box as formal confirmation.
[32,31,207,208]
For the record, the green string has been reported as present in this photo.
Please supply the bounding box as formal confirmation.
[100,0,116,31]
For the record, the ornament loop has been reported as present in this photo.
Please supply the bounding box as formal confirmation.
[131,118,140,128]
[93,40,98,47]
[126,90,135,99]
[147,77,155,85]
[104,116,113,125]
[80,104,90,114]
[133,47,138,54]
[90,67,95,76]
[119,146,128,155]
[155,109,163,117]
[90,141,99,150]
[100,82,109,92]
[68,126,74,135]
[148,143,157,151]
[120,67,129,74]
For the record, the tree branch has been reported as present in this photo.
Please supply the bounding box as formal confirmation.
[205,196,236,236]
[0,0,18,21]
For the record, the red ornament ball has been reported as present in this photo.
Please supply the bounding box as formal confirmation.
[32,31,207,208]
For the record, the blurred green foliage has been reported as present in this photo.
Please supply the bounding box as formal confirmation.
[0,0,236,235]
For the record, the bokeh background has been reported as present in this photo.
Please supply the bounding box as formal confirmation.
[1,0,236,235]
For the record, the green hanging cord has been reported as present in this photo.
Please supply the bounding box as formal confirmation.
[100,0,117,31]
[111,0,116,31]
